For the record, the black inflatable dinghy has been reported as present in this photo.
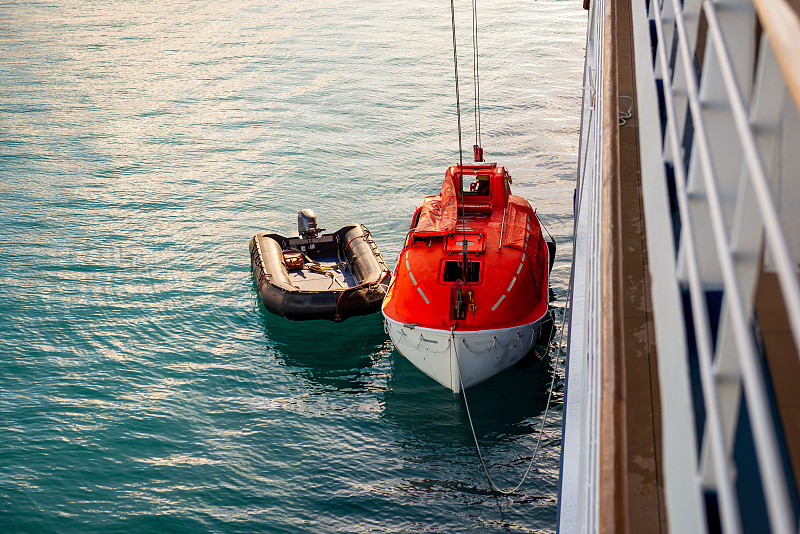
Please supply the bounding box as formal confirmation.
[250,210,391,322]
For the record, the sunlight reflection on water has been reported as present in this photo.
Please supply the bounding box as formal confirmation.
[0,0,584,531]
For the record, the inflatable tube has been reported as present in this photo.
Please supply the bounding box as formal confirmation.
[250,224,390,322]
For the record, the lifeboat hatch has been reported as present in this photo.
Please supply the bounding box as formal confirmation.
[444,233,485,253]
[442,260,480,283]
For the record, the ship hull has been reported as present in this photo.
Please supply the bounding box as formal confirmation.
[384,315,543,393]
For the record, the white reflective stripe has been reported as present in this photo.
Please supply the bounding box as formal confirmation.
[409,271,417,286]
[491,294,506,311]
[507,277,517,292]
[417,287,430,304]
[517,263,524,274]
[405,259,410,270]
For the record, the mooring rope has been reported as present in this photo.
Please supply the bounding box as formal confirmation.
[454,285,571,494]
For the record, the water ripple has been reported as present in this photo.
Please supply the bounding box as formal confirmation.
[0,0,583,531]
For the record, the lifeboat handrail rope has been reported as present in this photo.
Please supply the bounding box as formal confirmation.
[458,324,540,355]
[459,331,522,354]
[459,336,497,354]
[416,334,452,354]
[453,288,570,495]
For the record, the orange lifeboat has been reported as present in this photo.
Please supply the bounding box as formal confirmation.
[382,162,554,392]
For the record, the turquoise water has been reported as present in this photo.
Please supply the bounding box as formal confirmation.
[0,1,584,532]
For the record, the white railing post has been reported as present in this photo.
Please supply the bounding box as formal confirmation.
[641,0,800,530]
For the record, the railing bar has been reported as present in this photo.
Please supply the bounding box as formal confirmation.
[673,1,795,531]
[652,2,744,532]
[703,2,800,354]
[751,0,800,113]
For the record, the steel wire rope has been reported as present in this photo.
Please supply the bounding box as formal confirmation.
[446,0,568,493]
[453,282,571,494]
[449,0,469,283]
[471,0,482,151]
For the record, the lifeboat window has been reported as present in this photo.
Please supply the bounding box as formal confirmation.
[463,174,491,196]
[442,260,480,282]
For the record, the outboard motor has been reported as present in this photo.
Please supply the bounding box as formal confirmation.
[298,209,321,238]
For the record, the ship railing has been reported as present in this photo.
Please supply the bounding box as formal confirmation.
[635,0,800,530]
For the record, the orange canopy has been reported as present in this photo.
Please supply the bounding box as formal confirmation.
[501,195,540,250]
[413,173,458,237]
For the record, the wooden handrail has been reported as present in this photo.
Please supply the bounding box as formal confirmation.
[753,0,800,115]
[599,0,629,531]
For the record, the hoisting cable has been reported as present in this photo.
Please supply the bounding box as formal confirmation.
[453,285,571,494]
[471,0,482,155]
[450,0,469,283]
[450,0,464,171]
[447,0,567,496]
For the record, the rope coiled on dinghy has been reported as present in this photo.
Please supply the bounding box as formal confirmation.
[307,262,348,289]
[286,248,347,289]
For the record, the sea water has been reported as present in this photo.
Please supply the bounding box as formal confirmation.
[0,1,585,531]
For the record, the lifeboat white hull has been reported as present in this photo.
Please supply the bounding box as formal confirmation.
[383,315,542,393]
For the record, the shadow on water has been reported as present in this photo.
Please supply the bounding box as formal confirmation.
[255,298,389,392]
[382,345,555,447]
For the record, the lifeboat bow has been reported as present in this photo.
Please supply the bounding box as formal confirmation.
[382,162,553,392]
